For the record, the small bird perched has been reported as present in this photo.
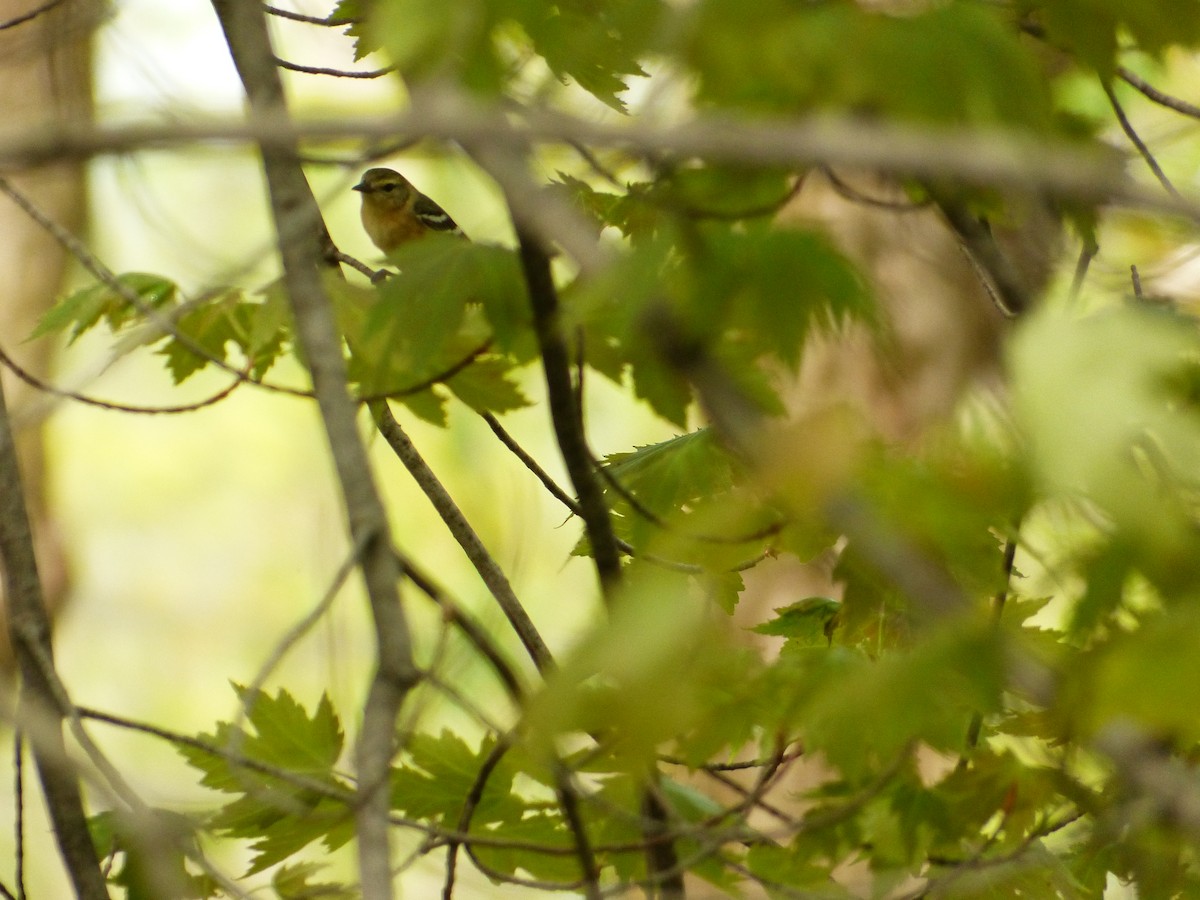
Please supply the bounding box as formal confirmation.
[352,167,465,253]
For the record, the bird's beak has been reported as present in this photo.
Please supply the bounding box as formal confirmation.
[352,181,369,193]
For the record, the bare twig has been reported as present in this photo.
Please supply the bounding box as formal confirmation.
[1068,238,1098,305]
[399,554,528,701]
[0,0,70,31]
[0,339,246,414]
[1131,263,1145,301]
[1103,81,1180,198]
[263,4,355,26]
[1118,66,1200,120]
[273,56,394,78]
[370,401,554,673]
[13,734,24,900]
[209,4,418,899]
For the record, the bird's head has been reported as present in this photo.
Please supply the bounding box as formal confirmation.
[352,168,415,211]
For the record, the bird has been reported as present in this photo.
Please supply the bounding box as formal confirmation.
[352,167,465,253]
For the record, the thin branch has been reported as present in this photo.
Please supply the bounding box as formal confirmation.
[1131,263,1145,301]
[481,411,581,513]
[823,167,931,211]
[1118,66,1200,120]
[0,340,246,414]
[273,56,394,78]
[241,532,368,716]
[443,738,513,900]
[1067,237,1098,306]
[263,3,356,26]
[0,0,70,31]
[12,734,24,900]
[330,248,387,281]
[370,401,554,674]
[400,553,528,702]
[482,412,771,574]
[209,5,418,899]
[1103,81,1180,198]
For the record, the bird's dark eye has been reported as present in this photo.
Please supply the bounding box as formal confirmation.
[380,184,395,192]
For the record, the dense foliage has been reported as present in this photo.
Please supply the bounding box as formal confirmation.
[15,0,1200,897]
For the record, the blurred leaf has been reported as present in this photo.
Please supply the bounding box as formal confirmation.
[90,810,215,900]
[1010,306,1200,572]
[1035,0,1200,78]
[802,623,1005,779]
[753,597,840,647]
[686,2,1056,129]
[1068,605,1200,743]
[444,354,531,414]
[273,862,356,900]
[525,564,743,767]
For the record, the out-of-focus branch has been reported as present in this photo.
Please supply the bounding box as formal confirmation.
[0,378,106,897]
[0,93,1175,224]
[208,4,417,900]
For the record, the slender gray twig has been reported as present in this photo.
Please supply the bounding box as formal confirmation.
[371,401,554,674]
[209,4,418,899]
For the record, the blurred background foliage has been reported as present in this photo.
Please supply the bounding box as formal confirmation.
[8,0,1200,896]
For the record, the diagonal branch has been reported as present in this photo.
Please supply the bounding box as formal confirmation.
[370,401,554,674]
[208,3,418,899]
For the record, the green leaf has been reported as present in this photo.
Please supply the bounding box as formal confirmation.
[745,842,843,894]
[346,238,526,397]
[176,686,351,875]
[90,810,216,900]
[235,685,344,774]
[155,294,242,383]
[1037,0,1200,78]
[471,812,586,883]
[526,566,747,768]
[802,624,1006,779]
[686,225,873,370]
[752,597,840,647]
[444,355,531,414]
[601,429,735,518]
[522,1,654,112]
[1069,606,1200,744]
[273,862,356,900]
[391,731,524,825]
[686,2,1056,129]
[32,273,178,344]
